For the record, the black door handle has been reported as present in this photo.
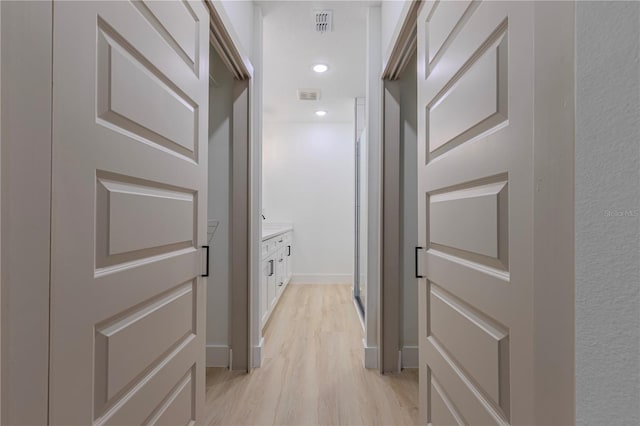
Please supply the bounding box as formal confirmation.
[415,246,424,278]
[269,259,274,276]
[201,245,210,277]
[287,245,291,256]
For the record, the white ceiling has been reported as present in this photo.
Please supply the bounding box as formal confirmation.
[261,1,368,123]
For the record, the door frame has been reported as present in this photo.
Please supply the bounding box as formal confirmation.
[378,0,422,374]
[230,78,251,370]
[204,0,256,372]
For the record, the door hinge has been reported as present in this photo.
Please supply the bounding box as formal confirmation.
[201,245,210,277]
[415,246,424,279]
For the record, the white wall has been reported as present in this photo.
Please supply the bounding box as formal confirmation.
[205,48,234,367]
[381,0,410,69]
[263,122,354,283]
[575,2,640,424]
[218,0,254,60]
[399,52,418,363]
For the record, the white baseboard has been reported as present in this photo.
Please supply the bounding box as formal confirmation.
[206,345,230,368]
[252,337,264,368]
[401,346,419,369]
[291,274,352,285]
[363,339,378,369]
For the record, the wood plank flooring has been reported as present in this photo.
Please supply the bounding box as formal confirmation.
[204,284,419,426]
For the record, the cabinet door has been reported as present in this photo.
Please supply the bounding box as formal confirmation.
[283,253,290,287]
[276,249,286,297]
[268,257,276,308]
[286,240,293,283]
[260,259,269,325]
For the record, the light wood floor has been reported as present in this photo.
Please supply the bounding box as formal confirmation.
[204,284,419,426]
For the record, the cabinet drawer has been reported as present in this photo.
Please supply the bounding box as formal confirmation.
[263,234,287,256]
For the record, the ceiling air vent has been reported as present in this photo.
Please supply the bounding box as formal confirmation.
[297,89,320,101]
[314,10,333,33]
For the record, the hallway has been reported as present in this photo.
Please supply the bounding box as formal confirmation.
[204,285,419,425]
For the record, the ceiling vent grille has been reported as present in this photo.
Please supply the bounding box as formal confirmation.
[297,89,320,101]
[314,10,333,33]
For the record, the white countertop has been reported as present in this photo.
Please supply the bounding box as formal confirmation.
[262,224,293,241]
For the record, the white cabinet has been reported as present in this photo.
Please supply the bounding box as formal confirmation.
[260,258,272,325]
[260,229,293,329]
[275,249,285,298]
[268,258,276,308]
[285,243,292,283]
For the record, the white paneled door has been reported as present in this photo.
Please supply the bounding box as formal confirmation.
[50,1,209,424]
[418,1,542,424]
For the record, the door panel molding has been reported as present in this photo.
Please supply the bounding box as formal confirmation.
[132,0,201,76]
[96,27,199,160]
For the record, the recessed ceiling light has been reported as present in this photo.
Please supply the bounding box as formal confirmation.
[313,64,329,73]
[315,110,327,117]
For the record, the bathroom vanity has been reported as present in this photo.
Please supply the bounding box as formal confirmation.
[260,224,293,329]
